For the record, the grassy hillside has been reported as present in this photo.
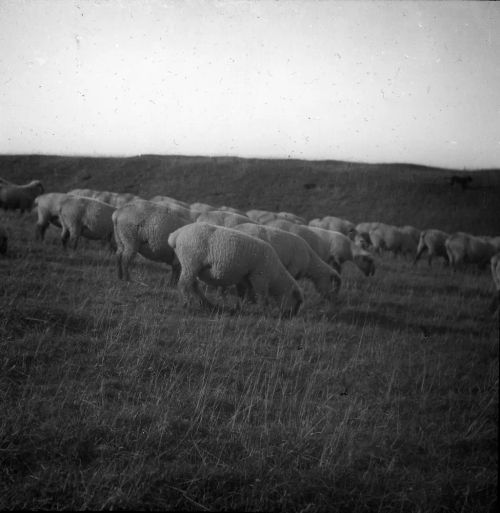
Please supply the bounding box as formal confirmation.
[1,154,499,235]
[0,154,498,510]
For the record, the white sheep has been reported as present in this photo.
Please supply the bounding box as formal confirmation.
[445,232,500,272]
[233,223,341,301]
[276,212,306,225]
[33,192,71,241]
[264,219,337,270]
[369,223,417,257]
[67,189,141,208]
[167,222,304,316]
[149,195,191,209]
[0,180,44,213]
[246,209,305,225]
[308,227,376,277]
[414,229,450,267]
[112,200,192,283]
[218,205,247,216]
[196,210,257,228]
[0,225,7,255]
[190,202,216,214]
[58,196,116,250]
[309,216,356,237]
[490,253,500,314]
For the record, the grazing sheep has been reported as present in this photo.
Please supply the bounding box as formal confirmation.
[369,223,416,257]
[308,227,376,277]
[247,209,305,225]
[0,180,44,213]
[150,195,191,209]
[414,229,450,267]
[218,205,247,216]
[276,212,306,225]
[264,219,336,269]
[490,253,500,314]
[113,200,192,283]
[168,222,304,316]
[233,223,341,301]
[309,216,356,238]
[0,225,7,255]
[445,232,499,271]
[33,192,71,241]
[191,202,216,214]
[196,210,257,228]
[149,196,198,221]
[58,196,116,250]
[400,225,421,245]
[67,189,141,208]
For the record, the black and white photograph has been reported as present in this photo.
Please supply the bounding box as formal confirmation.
[0,0,498,510]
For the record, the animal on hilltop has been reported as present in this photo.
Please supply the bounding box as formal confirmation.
[167,222,304,316]
[0,180,44,214]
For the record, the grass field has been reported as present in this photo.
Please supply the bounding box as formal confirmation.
[0,155,498,510]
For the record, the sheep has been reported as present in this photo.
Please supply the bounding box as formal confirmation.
[233,223,341,301]
[400,225,421,245]
[218,205,247,216]
[33,192,71,241]
[490,253,500,314]
[149,196,199,221]
[167,222,304,316]
[414,229,450,267]
[308,227,376,277]
[190,202,216,214]
[58,196,116,250]
[276,212,306,225]
[445,232,500,272]
[369,223,417,257]
[112,200,192,283]
[67,189,141,208]
[309,216,356,238]
[150,195,191,209]
[246,209,305,225]
[196,210,257,228]
[0,225,7,255]
[0,180,44,213]
[264,219,336,269]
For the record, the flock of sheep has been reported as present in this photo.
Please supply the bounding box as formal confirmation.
[1,177,499,316]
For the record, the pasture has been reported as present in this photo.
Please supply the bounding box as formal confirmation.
[0,155,498,510]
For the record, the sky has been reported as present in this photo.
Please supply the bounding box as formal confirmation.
[1,0,499,169]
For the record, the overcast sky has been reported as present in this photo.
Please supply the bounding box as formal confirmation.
[1,0,499,169]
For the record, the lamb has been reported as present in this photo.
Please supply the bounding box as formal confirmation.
[196,210,257,228]
[414,229,450,267]
[0,180,44,213]
[167,222,304,316]
[58,196,116,250]
[33,192,72,241]
[309,216,356,238]
[0,225,7,255]
[490,253,500,314]
[233,223,341,301]
[112,200,192,283]
[445,232,500,271]
[308,227,376,277]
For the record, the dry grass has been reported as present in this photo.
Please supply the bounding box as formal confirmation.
[0,205,497,511]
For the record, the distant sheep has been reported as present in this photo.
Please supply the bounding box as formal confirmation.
[58,196,116,250]
[33,192,71,241]
[450,175,472,190]
[68,189,141,208]
[233,223,341,301]
[149,196,198,221]
[247,209,305,225]
[445,232,500,271]
[190,202,216,214]
[0,225,7,255]
[168,222,303,316]
[414,229,450,267]
[113,200,191,283]
[308,227,376,277]
[218,205,247,216]
[196,210,256,228]
[0,180,44,213]
[369,223,417,257]
[150,195,191,209]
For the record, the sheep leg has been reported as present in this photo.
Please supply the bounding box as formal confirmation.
[178,271,215,310]
[35,222,48,241]
[60,225,70,249]
[120,247,137,282]
[169,259,181,287]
